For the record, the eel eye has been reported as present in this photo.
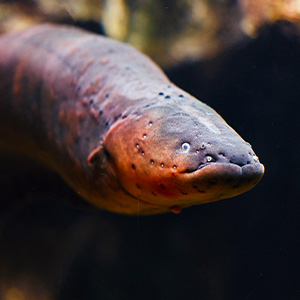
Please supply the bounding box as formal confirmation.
[181,142,190,153]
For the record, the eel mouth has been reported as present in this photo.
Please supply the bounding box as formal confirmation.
[179,161,265,192]
[182,161,264,177]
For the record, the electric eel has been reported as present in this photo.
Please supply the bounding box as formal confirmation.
[0,24,264,215]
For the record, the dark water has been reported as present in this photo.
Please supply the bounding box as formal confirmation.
[0,22,299,300]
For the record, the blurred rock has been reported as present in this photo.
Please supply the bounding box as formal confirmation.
[240,0,300,37]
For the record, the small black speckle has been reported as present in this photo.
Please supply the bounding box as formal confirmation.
[90,99,94,104]
[132,164,136,170]
[145,104,151,108]
[122,115,128,119]
[208,180,217,186]
[179,94,184,98]
[114,114,121,121]
[105,122,109,127]
[225,178,234,184]
[158,92,164,96]
[181,191,188,195]
[167,85,171,88]
[165,95,171,99]
[136,183,142,189]
[151,191,157,196]
[158,183,166,189]
[232,183,241,188]
[99,110,103,116]
[105,93,110,98]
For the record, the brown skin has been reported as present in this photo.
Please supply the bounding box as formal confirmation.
[0,24,264,215]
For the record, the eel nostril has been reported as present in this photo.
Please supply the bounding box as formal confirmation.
[206,154,216,163]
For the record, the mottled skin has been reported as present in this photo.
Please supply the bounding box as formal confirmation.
[0,24,264,215]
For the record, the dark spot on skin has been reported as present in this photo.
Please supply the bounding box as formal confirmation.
[167,85,171,88]
[114,113,122,122]
[105,93,110,98]
[158,92,164,96]
[198,190,205,193]
[200,144,206,150]
[105,122,109,127]
[122,115,127,119]
[131,164,136,170]
[99,110,103,116]
[165,95,171,99]
[89,99,94,104]
[232,183,241,188]
[179,94,184,98]
[181,191,188,195]
[208,180,217,186]
[151,191,157,196]
[225,178,233,184]
[125,66,131,70]
[136,183,142,189]
[145,104,151,108]
[158,183,166,189]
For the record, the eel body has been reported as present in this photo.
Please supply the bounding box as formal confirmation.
[0,24,264,215]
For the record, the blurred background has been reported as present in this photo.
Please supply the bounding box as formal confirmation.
[0,1,300,299]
